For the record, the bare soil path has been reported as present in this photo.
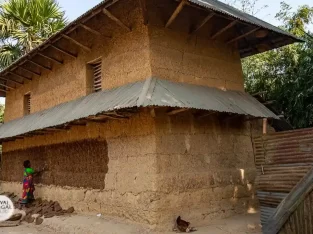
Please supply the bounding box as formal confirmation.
[0,212,262,234]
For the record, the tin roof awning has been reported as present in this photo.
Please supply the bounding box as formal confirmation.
[0,78,277,142]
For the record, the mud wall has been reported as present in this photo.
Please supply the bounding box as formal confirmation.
[1,111,160,224]
[0,109,263,228]
[4,0,151,122]
[148,26,244,91]
[5,0,245,123]
[1,140,108,189]
[152,110,260,227]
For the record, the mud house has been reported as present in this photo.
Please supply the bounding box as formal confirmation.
[0,0,300,229]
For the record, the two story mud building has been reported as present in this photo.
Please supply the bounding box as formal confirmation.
[0,0,300,229]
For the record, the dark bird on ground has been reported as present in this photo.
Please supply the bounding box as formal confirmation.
[176,216,191,233]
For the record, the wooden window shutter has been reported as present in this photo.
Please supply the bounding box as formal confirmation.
[91,60,102,92]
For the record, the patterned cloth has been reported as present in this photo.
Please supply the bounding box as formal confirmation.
[20,168,35,204]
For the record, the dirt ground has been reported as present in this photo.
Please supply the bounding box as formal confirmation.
[0,224,65,234]
[0,213,262,234]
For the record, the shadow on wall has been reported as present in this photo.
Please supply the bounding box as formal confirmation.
[1,139,109,189]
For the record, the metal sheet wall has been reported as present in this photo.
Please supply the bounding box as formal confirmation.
[254,128,313,224]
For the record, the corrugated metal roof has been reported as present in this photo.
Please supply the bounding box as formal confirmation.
[190,0,301,41]
[0,78,277,141]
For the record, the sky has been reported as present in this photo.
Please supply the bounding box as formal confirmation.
[0,0,312,105]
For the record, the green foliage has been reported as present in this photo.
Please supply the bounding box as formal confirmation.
[0,104,4,123]
[0,0,67,69]
[243,2,313,129]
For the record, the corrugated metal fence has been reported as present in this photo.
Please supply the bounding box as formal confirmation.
[254,128,313,225]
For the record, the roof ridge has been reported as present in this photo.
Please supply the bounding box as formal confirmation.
[136,77,157,107]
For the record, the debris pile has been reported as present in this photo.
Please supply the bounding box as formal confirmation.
[1,192,75,225]
[23,199,75,224]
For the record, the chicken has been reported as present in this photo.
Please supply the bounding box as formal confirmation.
[176,216,191,233]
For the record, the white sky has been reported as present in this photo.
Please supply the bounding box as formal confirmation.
[1,0,312,105]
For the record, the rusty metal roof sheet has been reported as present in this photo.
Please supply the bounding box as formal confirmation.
[0,78,277,141]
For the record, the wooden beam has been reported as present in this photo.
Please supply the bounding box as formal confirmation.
[139,0,148,25]
[89,113,128,121]
[0,88,7,93]
[165,0,187,28]
[69,120,87,126]
[38,53,63,65]
[62,34,92,52]
[27,59,52,71]
[79,24,101,36]
[190,12,215,34]
[9,71,32,81]
[19,67,41,77]
[102,8,131,31]
[50,44,77,58]
[45,127,70,131]
[0,83,14,90]
[104,111,128,118]
[195,111,215,119]
[211,20,237,39]
[0,77,23,85]
[167,108,189,116]
[227,27,260,44]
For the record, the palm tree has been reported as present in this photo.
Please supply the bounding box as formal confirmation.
[0,0,67,69]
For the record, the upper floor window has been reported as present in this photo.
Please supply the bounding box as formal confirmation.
[88,59,102,93]
[24,93,31,116]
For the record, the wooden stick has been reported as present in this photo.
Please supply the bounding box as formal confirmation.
[19,67,41,76]
[50,44,77,58]
[0,77,23,85]
[0,88,7,93]
[27,59,52,71]
[211,20,237,39]
[0,83,15,90]
[195,111,215,119]
[38,53,63,65]
[227,27,260,44]
[102,8,131,31]
[165,0,187,28]
[9,71,31,81]
[190,12,215,34]
[79,24,101,36]
[167,108,189,115]
[62,34,92,52]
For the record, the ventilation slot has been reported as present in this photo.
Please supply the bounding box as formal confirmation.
[91,61,102,92]
[24,93,31,116]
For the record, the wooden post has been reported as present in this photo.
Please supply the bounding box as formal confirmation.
[263,118,267,134]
